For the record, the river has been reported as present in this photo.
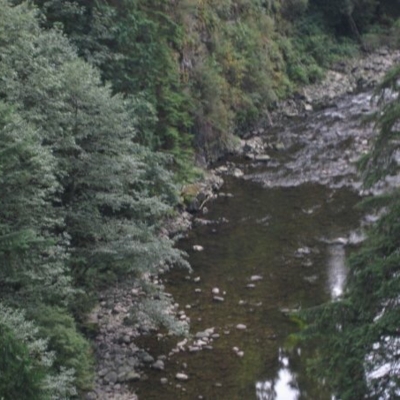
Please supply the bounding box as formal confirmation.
[134,91,377,399]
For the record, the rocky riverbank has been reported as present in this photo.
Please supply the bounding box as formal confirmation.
[275,47,400,118]
[84,173,223,400]
[85,47,400,400]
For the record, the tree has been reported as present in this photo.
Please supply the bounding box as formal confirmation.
[0,102,72,307]
[0,0,188,286]
[0,0,189,394]
[0,303,76,400]
[310,0,378,44]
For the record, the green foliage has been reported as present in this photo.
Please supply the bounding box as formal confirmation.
[0,102,72,306]
[0,303,76,399]
[21,0,397,166]
[0,324,47,400]
[0,0,188,284]
[0,0,190,395]
[32,307,94,391]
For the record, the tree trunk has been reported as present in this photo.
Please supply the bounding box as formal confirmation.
[346,13,369,52]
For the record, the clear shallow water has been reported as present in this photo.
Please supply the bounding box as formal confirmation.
[134,92,377,399]
[134,178,362,400]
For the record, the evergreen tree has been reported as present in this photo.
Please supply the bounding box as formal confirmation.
[0,0,187,287]
[0,303,76,399]
[0,102,71,307]
[0,0,189,394]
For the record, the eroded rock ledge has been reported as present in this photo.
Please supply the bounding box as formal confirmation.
[275,47,400,119]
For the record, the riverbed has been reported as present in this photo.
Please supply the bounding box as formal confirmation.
[133,91,377,399]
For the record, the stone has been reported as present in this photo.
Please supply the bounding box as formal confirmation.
[211,287,220,295]
[125,371,141,382]
[253,155,271,162]
[127,357,139,367]
[98,368,109,377]
[236,324,247,330]
[141,353,155,364]
[233,168,244,178]
[176,373,189,381]
[195,331,210,339]
[295,247,311,257]
[213,296,225,302]
[160,378,168,385]
[152,360,165,371]
[193,245,204,251]
[104,371,118,384]
[194,276,201,282]
[85,392,98,400]
[250,275,263,281]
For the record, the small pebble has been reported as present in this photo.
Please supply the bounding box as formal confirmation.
[176,373,189,381]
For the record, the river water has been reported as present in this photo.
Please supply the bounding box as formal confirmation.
[134,92,377,399]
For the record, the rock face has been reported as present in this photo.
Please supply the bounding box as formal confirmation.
[275,48,400,119]
[181,173,224,214]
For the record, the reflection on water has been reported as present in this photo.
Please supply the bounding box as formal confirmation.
[135,181,362,400]
[327,244,347,299]
[256,349,300,400]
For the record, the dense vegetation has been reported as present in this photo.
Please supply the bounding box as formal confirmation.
[0,0,187,397]
[0,0,399,398]
[301,66,400,399]
[24,0,400,165]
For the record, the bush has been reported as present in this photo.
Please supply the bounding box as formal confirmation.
[32,307,94,392]
[0,324,47,400]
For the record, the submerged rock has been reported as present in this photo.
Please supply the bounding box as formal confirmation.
[176,373,189,381]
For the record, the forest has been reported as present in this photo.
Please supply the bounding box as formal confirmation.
[0,0,399,399]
